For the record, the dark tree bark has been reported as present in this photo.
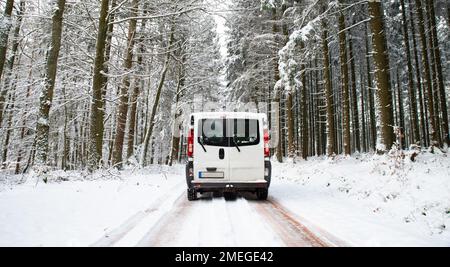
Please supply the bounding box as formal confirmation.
[426,0,449,146]
[349,36,360,152]
[300,42,308,159]
[338,1,351,155]
[400,0,420,145]
[365,25,377,151]
[0,0,24,127]
[34,0,66,166]
[0,0,14,81]
[271,7,283,163]
[322,19,337,156]
[368,0,395,152]
[414,0,440,147]
[87,0,111,170]
[396,70,406,149]
[360,69,367,152]
[408,0,427,146]
[127,15,147,160]
[112,0,139,168]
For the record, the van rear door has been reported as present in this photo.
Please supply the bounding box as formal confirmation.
[227,117,264,182]
[193,117,230,182]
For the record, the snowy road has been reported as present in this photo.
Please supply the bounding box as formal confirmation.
[2,154,448,247]
[92,190,335,247]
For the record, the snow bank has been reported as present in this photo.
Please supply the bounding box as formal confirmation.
[0,165,184,246]
[270,152,450,246]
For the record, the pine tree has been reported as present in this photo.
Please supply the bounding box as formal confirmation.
[322,15,336,156]
[414,0,440,147]
[400,0,420,145]
[368,0,395,152]
[338,1,351,155]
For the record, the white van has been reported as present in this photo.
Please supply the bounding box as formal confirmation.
[185,112,272,201]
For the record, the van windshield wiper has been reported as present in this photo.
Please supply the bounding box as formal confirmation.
[232,136,241,152]
[199,137,207,152]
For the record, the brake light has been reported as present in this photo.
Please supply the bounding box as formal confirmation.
[187,128,194,157]
[264,129,270,157]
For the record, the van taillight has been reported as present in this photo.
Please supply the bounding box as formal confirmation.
[187,128,194,157]
[264,129,270,157]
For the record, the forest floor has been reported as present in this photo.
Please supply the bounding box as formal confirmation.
[0,151,449,247]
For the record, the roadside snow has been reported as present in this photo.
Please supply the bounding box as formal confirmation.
[270,152,450,247]
[0,165,184,247]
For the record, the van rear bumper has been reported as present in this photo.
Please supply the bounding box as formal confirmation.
[191,181,268,191]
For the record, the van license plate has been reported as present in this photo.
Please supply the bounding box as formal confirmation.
[199,172,224,178]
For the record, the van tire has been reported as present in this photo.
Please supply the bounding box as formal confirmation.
[187,188,197,201]
[223,192,237,201]
[256,189,268,200]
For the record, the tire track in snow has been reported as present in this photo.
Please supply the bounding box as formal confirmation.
[137,192,337,247]
[249,196,349,247]
[266,198,349,247]
[90,181,184,247]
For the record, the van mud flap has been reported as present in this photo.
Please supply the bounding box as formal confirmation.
[185,161,194,188]
[264,161,272,186]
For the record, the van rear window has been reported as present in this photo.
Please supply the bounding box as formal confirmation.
[198,119,260,147]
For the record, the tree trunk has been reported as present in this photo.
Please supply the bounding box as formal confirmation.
[360,69,367,152]
[414,0,439,147]
[338,2,351,155]
[0,0,24,128]
[396,70,406,149]
[127,16,147,160]
[365,25,377,151]
[299,42,308,159]
[322,22,336,156]
[368,0,395,152]
[349,36,360,152]
[0,0,14,81]
[287,90,295,158]
[426,0,449,146]
[2,93,15,165]
[400,0,420,145]
[425,0,442,146]
[112,0,139,168]
[34,0,66,166]
[271,7,283,163]
[141,25,175,166]
[169,48,186,166]
[408,0,427,146]
[87,0,111,170]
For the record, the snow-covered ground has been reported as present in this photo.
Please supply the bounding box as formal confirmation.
[0,165,184,246]
[270,151,450,246]
[0,152,449,247]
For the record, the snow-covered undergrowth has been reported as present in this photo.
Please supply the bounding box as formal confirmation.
[0,165,184,246]
[270,151,450,246]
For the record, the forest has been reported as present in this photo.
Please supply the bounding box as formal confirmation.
[0,0,448,173]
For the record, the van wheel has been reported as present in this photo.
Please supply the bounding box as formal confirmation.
[187,188,197,201]
[223,192,237,201]
[256,189,268,200]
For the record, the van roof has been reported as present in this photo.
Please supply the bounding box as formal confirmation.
[190,112,266,120]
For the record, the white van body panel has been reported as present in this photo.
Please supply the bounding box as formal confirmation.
[191,112,266,184]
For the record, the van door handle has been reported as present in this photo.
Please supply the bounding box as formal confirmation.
[219,148,224,160]
[207,167,217,172]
